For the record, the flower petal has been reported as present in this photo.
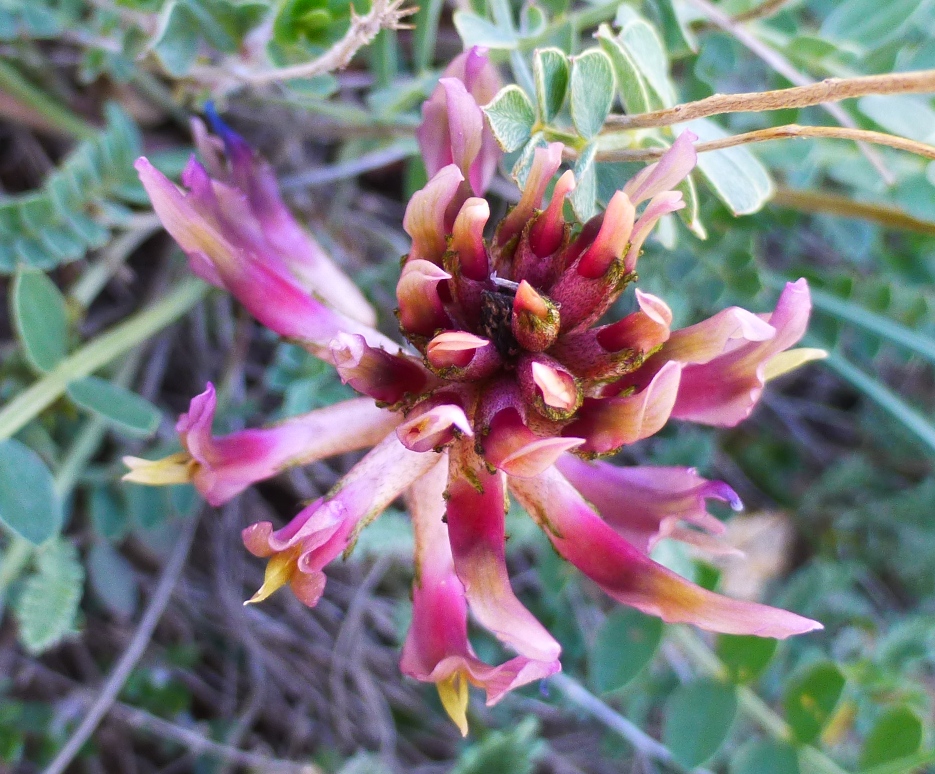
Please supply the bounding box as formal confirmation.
[509,466,822,638]
[445,439,561,662]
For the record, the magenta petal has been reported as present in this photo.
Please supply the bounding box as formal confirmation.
[400,460,560,712]
[672,280,812,426]
[623,130,697,205]
[556,455,739,554]
[445,440,561,662]
[178,384,400,506]
[510,467,822,638]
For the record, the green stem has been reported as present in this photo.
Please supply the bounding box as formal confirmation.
[0,278,208,443]
[671,628,851,774]
[0,59,97,140]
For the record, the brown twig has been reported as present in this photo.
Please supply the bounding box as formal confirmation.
[771,187,935,236]
[589,124,935,163]
[194,0,415,86]
[603,70,935,131]
[42,514,200,774]
[680,0,894,183]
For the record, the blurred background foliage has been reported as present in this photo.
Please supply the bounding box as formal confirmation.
[0,0,934,771]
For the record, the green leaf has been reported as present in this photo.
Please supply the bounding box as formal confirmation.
[663,679,737,768]
[483,85,536,152]
[453,10,517,49]
[533,48,569,124]
[590,609,663,692]
[614,6,676,109]
[0,440,63,545]
[716,634,777,684]
[452,717,542,774]
[688,117,773,215]
[782,661,846,744]
[858,95,935,144]
[675,172,706,239]
[859,707,923,770]
[821,0,920,45]
[569,49,614,140]
[730,739,799,774]
[597,24,653,115]
[66,376,162,437]
[570,142,598,221]
[152,1,200,77]
[12,270,68,372]
[14,538,84,654]
[90,485,131,541]
[88,541,139,619]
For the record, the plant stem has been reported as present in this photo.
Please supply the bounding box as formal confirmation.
[771,188,935,237]
[0,278,208,443]
[0,59,97,140]
[550,673,707,774]
[681,0,892,182]
[670,628,851,774]
[592,125,935,163]
[603,70,935,131]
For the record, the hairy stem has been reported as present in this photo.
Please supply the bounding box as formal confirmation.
[588,125,935,163]
[603,70,935,131]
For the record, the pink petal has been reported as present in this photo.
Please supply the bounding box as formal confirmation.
[509,466,822,638]
[445,439,561,662]
[567,361,682,455]
[623,130,697,205]
[556,456,739,554]
[177,384,401,506]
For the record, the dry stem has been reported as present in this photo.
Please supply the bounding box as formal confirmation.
[603,70,935,131]
[192,0,414,87]
[681,0,893,182]
[771,188,935,236]
[246,0,414,84]
[730,0,795,23]
[590,124,935,163]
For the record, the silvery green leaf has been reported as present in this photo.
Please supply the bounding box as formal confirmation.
[570,142,599,221]
[687,118,773,216]
[615,6,677,109]
[597,24,653,115]
[483,85,536,152]
[453,10,516,49]
[533,48,570,123]
[569,49,615,139]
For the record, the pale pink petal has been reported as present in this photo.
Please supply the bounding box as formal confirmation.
[623,131,697,205]
[445,439,561,662]
[556,456,740,554]
[510,467,822,638]
[567,361,682,455]
[177,383,401,506]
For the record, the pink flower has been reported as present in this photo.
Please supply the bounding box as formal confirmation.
[130,120,822,733]
[123,383,400,506]
[417,46,503,197]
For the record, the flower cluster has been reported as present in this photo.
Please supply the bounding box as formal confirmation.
[127,48,822,734]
